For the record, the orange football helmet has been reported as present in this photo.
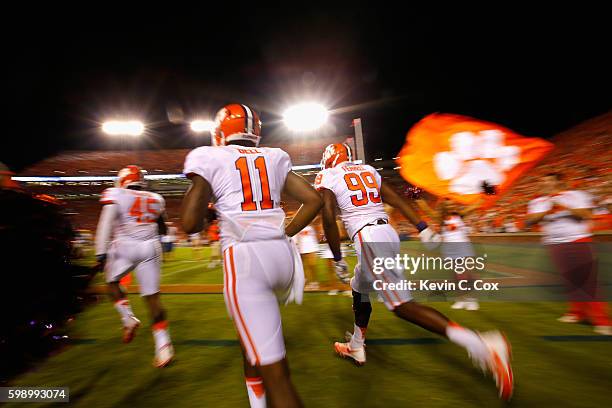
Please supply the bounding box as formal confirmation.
[321,143,353,169]
[116,165,146,188]
[211,103,262,147]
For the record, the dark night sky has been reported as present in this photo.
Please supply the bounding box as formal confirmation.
[4,5,610,171]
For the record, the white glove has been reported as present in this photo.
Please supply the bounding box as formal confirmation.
[418,227,441,250]
[333,259,350,284]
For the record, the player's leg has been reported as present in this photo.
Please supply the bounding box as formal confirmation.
[333,234,372,364]
[192,237,203,260]
[452,258,479,311]
[105,243,141,342]
[142,292,173,367]
[257,359,302,408]
[442,242,479,310]
[240,345,266,408]
[136,240,173,366]
[238,342,301,408]
[368,225,512,399]
[208,240,221,268]
[162,242,169,262]
[223,242,302,407]
[391,300,512,399]
[302,252,319,290]
[548,243,589,322]
[326,258,340,291]
[167,241,174,261]
[334,289,371,365]
[567,242,611,333]
[107,280,141,343]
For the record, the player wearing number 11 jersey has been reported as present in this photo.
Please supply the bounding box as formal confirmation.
[182,103,321,408]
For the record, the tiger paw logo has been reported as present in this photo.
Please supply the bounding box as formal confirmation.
[433,130,520,195]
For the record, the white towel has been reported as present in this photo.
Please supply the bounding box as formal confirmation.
[284,237,305,305]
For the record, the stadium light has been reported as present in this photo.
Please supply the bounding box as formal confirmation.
[102,120,145,136]
[283,102,329,132]
[190,119,215,133]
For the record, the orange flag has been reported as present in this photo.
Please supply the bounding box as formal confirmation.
[396,113,554,204]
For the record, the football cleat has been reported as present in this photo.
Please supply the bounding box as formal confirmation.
[122,316,141,344]
[594,325,612,336]
[479,331,514,401]
[557,314,580,323]
[465,300,480,311]
[334,340,366,366]
[451,301,467,310]
[154,343,175,368]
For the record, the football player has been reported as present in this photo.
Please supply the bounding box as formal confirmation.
[95,165,174,367]
[316,143,513,400]
[181,103,321,408]
[416,197,482,311]
[526,172,611,335]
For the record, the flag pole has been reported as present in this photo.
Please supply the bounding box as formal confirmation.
[353,118,366,164]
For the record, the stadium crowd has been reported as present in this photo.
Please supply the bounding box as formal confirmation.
[10,113,612,239]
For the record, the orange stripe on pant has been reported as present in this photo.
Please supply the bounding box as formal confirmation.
[223,248,254,363]
[223,248,258,364]
[227,246,261,365]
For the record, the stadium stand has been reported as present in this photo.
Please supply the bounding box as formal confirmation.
[480,112,612,232]
[13,112,611,236]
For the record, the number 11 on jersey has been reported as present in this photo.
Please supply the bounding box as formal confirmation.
[235,156,274,211]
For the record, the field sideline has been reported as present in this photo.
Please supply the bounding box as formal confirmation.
[9,246,612,407]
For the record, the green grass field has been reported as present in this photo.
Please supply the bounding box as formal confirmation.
[8,246,612,407]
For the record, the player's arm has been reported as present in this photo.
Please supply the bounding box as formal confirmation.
[380,182,440,247]
[319,188,342,261]
[319,187,351,283]
[380,183,423,227]
[283,172,323,237]
[525,198,555,227]
[566,207,592,221]
[94,203,117,269]
[157,211,168,236]
[181,174,212,234]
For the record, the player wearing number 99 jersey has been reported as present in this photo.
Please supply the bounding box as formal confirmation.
[314,143,388,239]
[182,103,321,408]
[95,165,174,368]
[317,143,513,400]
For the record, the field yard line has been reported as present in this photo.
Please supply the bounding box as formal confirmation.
[163,263,211,277]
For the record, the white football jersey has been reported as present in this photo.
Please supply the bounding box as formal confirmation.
[314,162,388,239]
[100,187,165,241]
[528,190,593,244]
[295,225,319,254]
[184,145,292,250]
[441,215,470,243]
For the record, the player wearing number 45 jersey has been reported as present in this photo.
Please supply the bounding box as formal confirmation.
[182,103,321,408]
[95,165,174,367]
[316,143,513,400]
